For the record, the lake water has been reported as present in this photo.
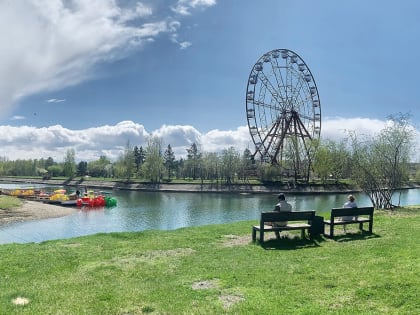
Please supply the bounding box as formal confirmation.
[1,184,419,244]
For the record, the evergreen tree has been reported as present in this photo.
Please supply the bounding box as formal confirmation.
[134,146,146,176]
[186,143,202,180]
[77,161,88,176]
[239,148,254,181]
[164,144,176,180]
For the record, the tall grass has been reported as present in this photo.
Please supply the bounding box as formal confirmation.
[0,207,419,314]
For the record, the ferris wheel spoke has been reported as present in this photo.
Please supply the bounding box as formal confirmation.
[289,75,307,109]
[257,71,285,106]
[293,111,313,122]
[253,99,281,113]
[270,57,288,102]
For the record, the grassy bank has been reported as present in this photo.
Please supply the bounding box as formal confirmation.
[1,208,419,314]
[0,195,22,209]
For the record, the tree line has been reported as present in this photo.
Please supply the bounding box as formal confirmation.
[0,114,418,209]
[0,140,257,185]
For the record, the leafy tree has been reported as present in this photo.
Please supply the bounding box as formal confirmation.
[87,156,112,177]
[221,147,240,184]
[313,143,332,183]
[350,113,415,209]
[260,164,282,182]
[6,159,36,176]
[142,136,164,183]
[63,149,76,178]
[116,141,135,180]
[313,139,350,183]
[416,166,420,181]
[47,164,63,177]
[202,152,220,182]
[45,157,55,169]
[328,140,351,182]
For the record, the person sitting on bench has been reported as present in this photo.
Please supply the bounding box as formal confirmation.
[341,194,357,233]
[273,193,292,238]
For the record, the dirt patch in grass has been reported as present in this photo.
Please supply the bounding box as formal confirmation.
[84,248,196,271]
[221,234,250,247]
[12,297,30,305]
[219,293,244,309]
[191,279,245,309]
[142,248,196,259]
[191,279,220,290]
[61,242,82,248]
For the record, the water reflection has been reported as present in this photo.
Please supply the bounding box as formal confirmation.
[0,187,418,244]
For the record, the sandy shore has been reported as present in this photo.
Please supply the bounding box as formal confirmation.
[0,200,78,226]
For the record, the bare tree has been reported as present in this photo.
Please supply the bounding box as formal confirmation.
[350,113,414,209]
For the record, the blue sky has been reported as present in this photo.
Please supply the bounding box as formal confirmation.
[0,0,419,161]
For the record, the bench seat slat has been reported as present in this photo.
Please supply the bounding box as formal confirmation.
[324,217,371,225]
[253,223,311,231]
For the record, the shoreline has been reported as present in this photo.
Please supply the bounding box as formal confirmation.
[0,200,78,227]
[0,177,366,195]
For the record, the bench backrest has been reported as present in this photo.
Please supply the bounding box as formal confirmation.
[260,210,315,223]
[330,207,374,218]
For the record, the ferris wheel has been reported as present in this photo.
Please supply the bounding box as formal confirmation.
[246,49,321,173]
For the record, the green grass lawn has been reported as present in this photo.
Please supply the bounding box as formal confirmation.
[0,207,419,314]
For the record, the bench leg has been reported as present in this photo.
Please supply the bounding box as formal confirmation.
[368,220,373,233]
[330,224,334,238]
[359,222,364,231]
[301,229,305,239]
[260,230,264,243]
[252,228,256,242]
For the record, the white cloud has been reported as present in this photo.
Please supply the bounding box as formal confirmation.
[46,99,66,103]
[0,118,418,162]
[170,33,192,50]
[321,116,387,142]
[179,41,192,49]
[119,2,153,22]
[0,0,211,119]
[0,121,149,161]
[202,126,251,153]
[321,117,420,161]
[172,0,217,15]
[10,115,26,121]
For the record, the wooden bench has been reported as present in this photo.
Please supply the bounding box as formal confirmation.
[252,210,315,243]
[323,207,374,238]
